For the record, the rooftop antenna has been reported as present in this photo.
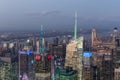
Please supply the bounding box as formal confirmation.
[74,11,77,40]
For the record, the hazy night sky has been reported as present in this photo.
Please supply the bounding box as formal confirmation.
[0,0,120,31]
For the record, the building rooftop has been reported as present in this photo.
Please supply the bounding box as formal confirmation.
[56,67,77,76]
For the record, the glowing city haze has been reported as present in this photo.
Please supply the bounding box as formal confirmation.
[0,0,120,31]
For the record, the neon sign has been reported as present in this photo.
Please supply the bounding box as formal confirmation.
[18,50,33,55]
[35,55,41,60]
[47,55,52,60]
[83,52,92,57]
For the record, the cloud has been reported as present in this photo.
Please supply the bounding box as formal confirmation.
[25,10,60,16]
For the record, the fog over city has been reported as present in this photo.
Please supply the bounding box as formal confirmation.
[0,0,120,31]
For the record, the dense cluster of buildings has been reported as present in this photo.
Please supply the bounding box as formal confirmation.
[0,13,120,80]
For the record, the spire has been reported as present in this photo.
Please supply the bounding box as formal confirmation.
[40,25,44,53]
[74,11,77,40]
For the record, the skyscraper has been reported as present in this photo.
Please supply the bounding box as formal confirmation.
[18,40,34,80]
[91,28,101,47]
[112,27,119,45]
[34,25,51,80]
[65,12,84,80]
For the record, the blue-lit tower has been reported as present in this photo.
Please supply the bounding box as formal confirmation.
[40,25,44,54]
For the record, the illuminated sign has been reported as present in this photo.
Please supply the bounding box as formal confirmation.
[18,50,33,55]
[47,55,52,60]
[83,52,92,57]
[35,55,41,60]
[22,73,28,80]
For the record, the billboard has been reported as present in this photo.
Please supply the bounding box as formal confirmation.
[18,50,33,55]
[83,52,92,57]
[83,52,92,68]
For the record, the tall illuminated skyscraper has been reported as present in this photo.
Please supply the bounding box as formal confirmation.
[92,28,97,47]
[91,28,102,47]
[65,12,84,80]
